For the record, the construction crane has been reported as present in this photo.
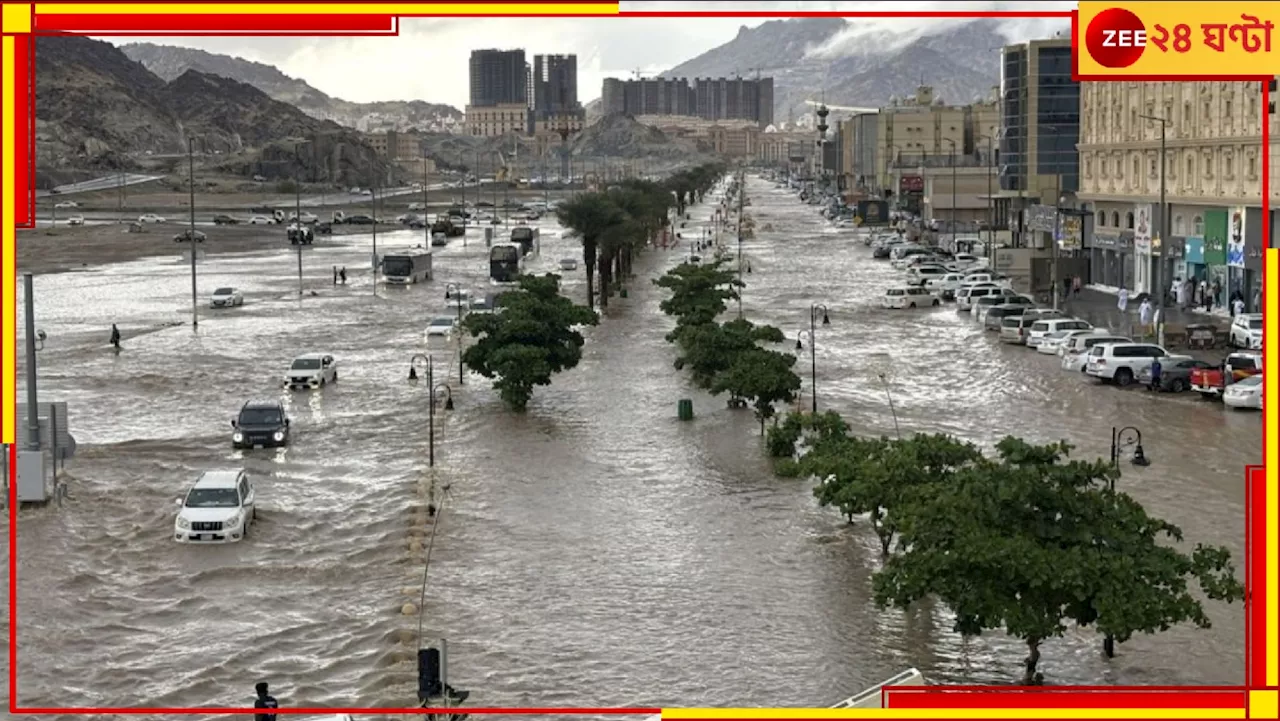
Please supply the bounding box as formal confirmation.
[802,99,879,113]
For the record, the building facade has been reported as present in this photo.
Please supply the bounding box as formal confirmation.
[1078,78,1268,310]
[465,103,531,137]
[363,131,422,161]
[533,54,580,120]
[469,49,528,107]
[599,76,773,127]
[998,38,1079,197]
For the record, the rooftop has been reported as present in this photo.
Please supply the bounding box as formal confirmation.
[194,470,242,489]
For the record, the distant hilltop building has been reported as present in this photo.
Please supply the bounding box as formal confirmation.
[466,48,584,138]
[600,76,774,128]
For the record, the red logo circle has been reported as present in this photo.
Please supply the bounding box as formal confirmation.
[1085,8,1147,68]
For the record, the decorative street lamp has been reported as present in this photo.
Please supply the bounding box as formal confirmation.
[794,304,831,413]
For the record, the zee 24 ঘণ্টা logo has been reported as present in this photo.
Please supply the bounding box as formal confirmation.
[1085,7,1276,69]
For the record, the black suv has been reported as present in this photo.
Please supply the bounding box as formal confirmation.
[231,400,290,449]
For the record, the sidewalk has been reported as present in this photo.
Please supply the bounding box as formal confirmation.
[1060,286,1234,348]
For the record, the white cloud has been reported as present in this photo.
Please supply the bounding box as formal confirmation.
[104,1,1074,108]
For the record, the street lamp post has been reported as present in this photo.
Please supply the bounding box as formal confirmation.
[979,134,996,269]
[294,142,305,298]
[944,138,957,250]
[422,157,431,248]
[445,282,466,384]
[371,186,381,294]
[1139,114,1169,341]
[409,354,454,468]
[794,304,831,413]
[1103,424,1148,659]
[186,136,200,328]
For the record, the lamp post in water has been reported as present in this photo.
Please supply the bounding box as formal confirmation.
[794,304,831,413]
[409,354,454,469]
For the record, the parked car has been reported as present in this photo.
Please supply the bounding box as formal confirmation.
[284,353,338,389]
[881,286,939,309]
[54,200,78,209]
[906,265,949,286]
[407,202,426,211]
[138,213,165,223]
[248,215,276,225]
[212,214,240,225]
[924,273,966,297]
[559,258,579,271]
[1085,342,1171,386]
[1061,336,1132,372]
[345,214,376,225]
[1189,351,1263,399]
[972,293,1031,322]
[231,400,290,449]
[174,229,207,243]
[983,304,1028,331]
[1137,356,1213,393]
[1038,328,1107,355]
[210,287,244,307]
[427,315,459,337]
[173,469,255,543]
[1223,374,1264,410]
[1025,318,1092,348]
[290,211,318,224]
[67,215,84,226]
[956,285,1008,311]
[1230,313,1263,349]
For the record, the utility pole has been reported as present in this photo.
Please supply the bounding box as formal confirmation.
[1140,113,1170,340]
[295,146,304,298]
[23,274,40,451]
[1051,174,1062,311]
[736,171,745,318]
[371,186,379,294]
[944,138,957,250]
[423,157,430,247]
[188,137,199,328]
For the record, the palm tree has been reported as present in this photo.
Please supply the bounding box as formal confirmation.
[556,192,627,311]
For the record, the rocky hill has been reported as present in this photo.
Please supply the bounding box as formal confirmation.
[570,113,706,160]
[35,36,399,186]
[663,18,1068,122]
[121,42,462,130]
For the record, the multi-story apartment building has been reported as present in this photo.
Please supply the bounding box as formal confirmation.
[363,131,422,161]
[466,49,531,137]
[1078,79,1268,310]
[599,76,773,127]
[533,54,581,119]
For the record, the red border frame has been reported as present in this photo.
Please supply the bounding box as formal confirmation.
[5,2,1269,716]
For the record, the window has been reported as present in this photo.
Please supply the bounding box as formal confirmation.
[1112,211,1121,226]
[1194,215,1204,234]
[1187,154,1195,179]
[1250,96,1258,118]
[1149,157,1157,177]
[1097,210,1106,226]
[1225,153,1234,177]
[1174,215,1184,234]
[1204,101,1211,121]
[1084,156,1092,177]
[1226,99,1233,120]
[1133,156,1140,178]
[1204,150,1214,178]
[1126,211,1135,229]
[1183,102,1192,126]
[1130,108,1137,128]
[1249,154,1258,178]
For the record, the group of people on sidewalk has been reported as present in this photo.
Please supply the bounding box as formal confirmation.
[1168,276,1250,316]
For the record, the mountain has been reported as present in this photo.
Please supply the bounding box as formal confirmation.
[121,42,463,131]
[35,36,399,186]
[570,113,707,160]
[663,18,1067,123]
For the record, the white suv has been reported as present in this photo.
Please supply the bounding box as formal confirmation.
[174,470,255,543]
[1085,342,1169,386]
[1230,313,1263,349]
[284,353,338,389]
[1061,335,1131,372]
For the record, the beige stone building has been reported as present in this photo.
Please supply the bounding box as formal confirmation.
[465,103,530,137]
[364,131,422,161]
[708,125,760,158]
[1078,78,1269,307]
[876,85,999,190]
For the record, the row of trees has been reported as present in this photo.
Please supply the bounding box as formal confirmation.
[555,162,725,310]
[654,256,802,432]
[765,412,1245,684]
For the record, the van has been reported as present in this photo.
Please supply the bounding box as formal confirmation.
[881,285,938,309]
[956,285,1006,311]
[1001,312,1065,345]
[983,303,1029,331]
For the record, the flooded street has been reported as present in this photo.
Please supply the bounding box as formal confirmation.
[9,176,1254,713]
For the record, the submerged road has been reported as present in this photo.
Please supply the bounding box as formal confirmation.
[8,176,1252,714]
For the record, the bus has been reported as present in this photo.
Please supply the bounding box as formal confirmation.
[510,225,540,257]
[489,243,524,284]
[381,251,433,284]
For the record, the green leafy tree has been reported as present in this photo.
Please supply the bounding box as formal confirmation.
[653,260,743,332]
[672,318,785,387]
[804,433,982,554]
[460,274,599,411]
[710,348,801,434]
[872,437,1245,684]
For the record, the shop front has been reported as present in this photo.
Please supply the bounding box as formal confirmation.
[1203,209,1228,309]
[1183,236,1205,283]
[1157,235,1184,296]
[1240,207,1264,312]
[1088,229,1134,289]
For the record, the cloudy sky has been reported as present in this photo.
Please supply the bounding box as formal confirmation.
[106,1,1073,108]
